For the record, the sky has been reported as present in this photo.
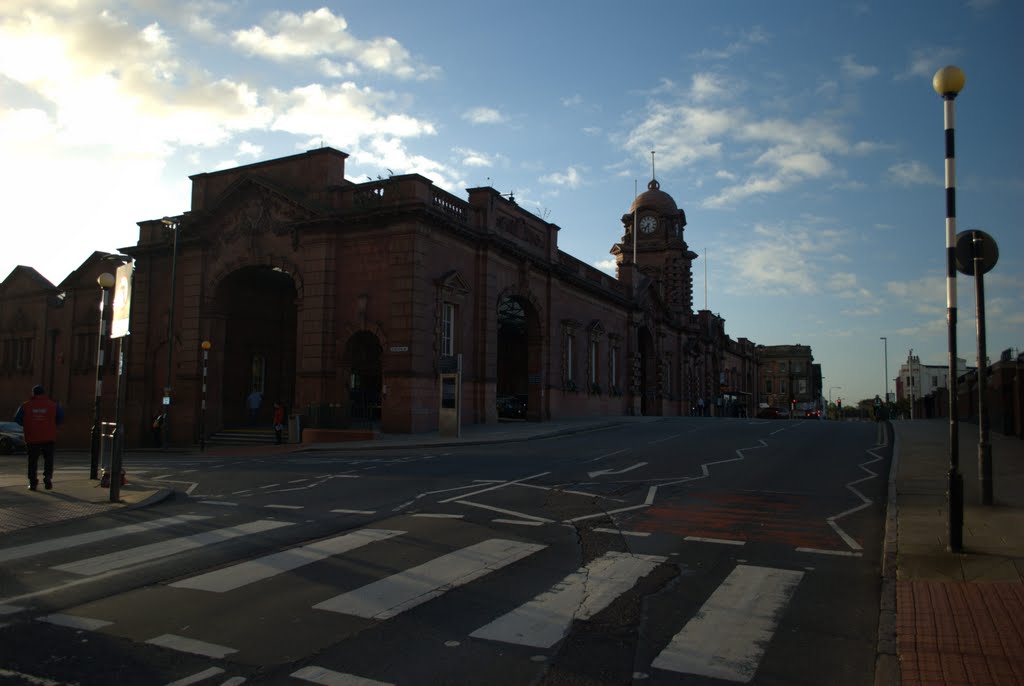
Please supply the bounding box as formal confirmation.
[1,0,1021,407]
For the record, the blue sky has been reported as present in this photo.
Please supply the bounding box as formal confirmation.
[2,0,1021,407]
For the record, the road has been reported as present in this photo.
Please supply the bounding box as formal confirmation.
[0,417,891,685]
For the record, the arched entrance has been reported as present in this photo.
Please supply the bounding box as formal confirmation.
[213,266,297,427]
[342,331,382,427]
[497,295,543,421]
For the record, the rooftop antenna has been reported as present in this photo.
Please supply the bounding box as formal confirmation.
[704,248,708,311]
[632,179,638,276]
[651,150,656,180]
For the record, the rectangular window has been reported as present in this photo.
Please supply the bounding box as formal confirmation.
[781,381,787,394]
[610,345,618,390]
[780,362,787,373]
[566,334,575,383]
[794,362,801,373]
[798,379,807,394]
[590,340,598,386]
[251,355,266,393]
[441,303,455,356]
[932,376,938,387]
[766,379,772,393]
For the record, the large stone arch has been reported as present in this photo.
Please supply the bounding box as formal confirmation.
[208,264,299,427]
[496,286,546,421]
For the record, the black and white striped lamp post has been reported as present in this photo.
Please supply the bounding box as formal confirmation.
[933,64,966,553]
[89,272,115,480]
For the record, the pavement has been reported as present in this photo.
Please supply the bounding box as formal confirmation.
[0,415,1020,685]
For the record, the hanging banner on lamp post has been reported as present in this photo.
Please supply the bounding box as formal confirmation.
[111,261,134,339]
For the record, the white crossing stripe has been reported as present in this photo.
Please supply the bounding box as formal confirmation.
[146,633,237,658]
[38,613,112,631]
[470,551,665,648]
[171,529,405,593]
[51,520,293,576]
[292,666,394,685]
[0,515,211,563]
[651,564,804,682]
[314,538,546,619]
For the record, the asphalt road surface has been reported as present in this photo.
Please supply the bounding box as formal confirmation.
[0,417,891,685]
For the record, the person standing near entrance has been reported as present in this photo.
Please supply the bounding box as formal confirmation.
[247,387,263,425]
[14,384,64,491]
[272,401,286,445]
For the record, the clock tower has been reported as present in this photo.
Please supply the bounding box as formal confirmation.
[611,177,698,315]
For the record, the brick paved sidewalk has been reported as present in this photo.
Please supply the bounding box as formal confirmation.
[898,581,1024,685]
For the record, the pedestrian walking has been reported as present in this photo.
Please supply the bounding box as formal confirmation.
[14,384,64,491]
[151,410,166,447]
[247,387,263,425]
[272,401,286,445]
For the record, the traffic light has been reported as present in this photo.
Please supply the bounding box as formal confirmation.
[837,399,842,411]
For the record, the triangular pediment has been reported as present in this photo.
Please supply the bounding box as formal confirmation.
[203,176,322,245]
[437,270,471,296]
[0,265,57,298]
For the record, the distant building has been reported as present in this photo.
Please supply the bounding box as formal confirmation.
[895,352,968,412]
[757,344,819,412]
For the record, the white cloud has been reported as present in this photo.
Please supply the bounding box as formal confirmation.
[463,107,506,125]
[540,166,583,189]
[453,147,494,168]
[232,8,440,80]
[887,160,940,187]
[719,222,851,296]
[897,47,962,81]
[694,26,769,60]
[593,258,617,274]
[238,140,263,158]
[690,73,730,102]
[839,55,879,80]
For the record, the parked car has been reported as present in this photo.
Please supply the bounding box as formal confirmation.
[0,421,26,454]
[802,409,821,419]
[756,407,781,419]
[496,394,527,419]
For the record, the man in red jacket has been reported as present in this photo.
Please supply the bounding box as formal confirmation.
[14,384,65,491]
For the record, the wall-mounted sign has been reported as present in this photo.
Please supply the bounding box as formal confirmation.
[390,346,409,353]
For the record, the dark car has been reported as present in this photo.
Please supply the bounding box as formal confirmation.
[496,394,527,419]
[756,407,781,419]
[0,421,26,454]
[802,409,821,419]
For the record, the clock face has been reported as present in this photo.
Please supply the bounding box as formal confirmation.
[639,215,658,233]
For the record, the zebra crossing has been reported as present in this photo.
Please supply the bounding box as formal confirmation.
[0,512,807,685]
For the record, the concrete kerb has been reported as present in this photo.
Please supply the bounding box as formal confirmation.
[875,420,900,686]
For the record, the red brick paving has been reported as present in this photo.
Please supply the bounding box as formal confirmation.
[897,580,1024,685]
[629,490,847,550]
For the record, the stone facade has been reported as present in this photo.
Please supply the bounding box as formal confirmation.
[0,148,796,447]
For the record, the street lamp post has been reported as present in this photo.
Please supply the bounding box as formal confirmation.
[160,217,181,448]
[200,340,211,452]
[880,337,889,403]
[934,65,966,552]
[829,386,841,419]
[90,273,115,480]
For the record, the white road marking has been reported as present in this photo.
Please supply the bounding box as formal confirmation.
[438,472,551,504]
[52,520,292,576]
[647,434,681,445]
[198,500,238,507]
[470,551,665,648]
[164,667,225,686]
[411,513,464,519]
[796,547,863,557]
[0,515,211,563]
[492,519,545,527]
[146,634,237,658]
[594,527,650,538]
[454,500,553,523]
[220,678,247,686]
[563,486,657,523]
[264,504,304,510]
[588,462,648,479]
[0,668,66,686]
[291,666,393,686]
[38,614,112,631]
[586,448,630,463]
[314,539,546,619]
[331,509,377,515]
[685,536,746,546]
[651,564,803,682]
[0,604,21,615]
[171,529,404,593]
[825,447,884,551]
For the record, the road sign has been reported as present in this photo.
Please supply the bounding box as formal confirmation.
[955,230,998,276]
